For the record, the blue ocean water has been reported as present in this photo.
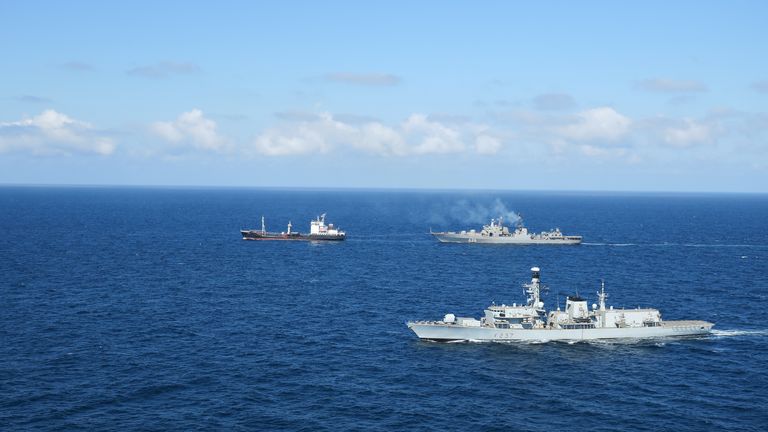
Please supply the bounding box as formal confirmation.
[1,186,767,431]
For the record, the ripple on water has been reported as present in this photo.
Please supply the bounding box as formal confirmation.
[1,188,767,431]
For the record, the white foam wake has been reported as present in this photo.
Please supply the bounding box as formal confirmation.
[711,329,768,337]
[584,242,768,248]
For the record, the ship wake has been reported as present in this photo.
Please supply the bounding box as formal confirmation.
[711,329,768,338]
[583,242,768,249]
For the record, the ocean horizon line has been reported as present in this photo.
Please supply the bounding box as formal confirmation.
[0,182,766,196]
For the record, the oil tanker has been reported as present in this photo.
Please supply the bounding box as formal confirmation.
[241,214,345,241]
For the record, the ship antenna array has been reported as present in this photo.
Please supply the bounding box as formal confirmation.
[597,279,608,310]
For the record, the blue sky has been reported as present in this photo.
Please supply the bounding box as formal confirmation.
[1,1,766,192]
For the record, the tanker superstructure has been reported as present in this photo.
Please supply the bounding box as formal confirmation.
[241,214,345,241]
[407,267,713,342]
[431,217,581,245]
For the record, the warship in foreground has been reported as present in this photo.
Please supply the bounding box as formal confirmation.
[430,217,582,244]
[241,214,345,241]
[407,267,713,342]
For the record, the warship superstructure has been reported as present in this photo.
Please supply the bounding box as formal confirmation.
[241,214,345,241]
[407,267,713,342]
[431,217,582,244]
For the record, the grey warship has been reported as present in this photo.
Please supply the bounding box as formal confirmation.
[407,267,714,342]
[431,217,582,244]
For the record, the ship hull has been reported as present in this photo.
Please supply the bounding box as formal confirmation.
[407,320,713,342]
[241,230,345,241]
[431,233,582,245]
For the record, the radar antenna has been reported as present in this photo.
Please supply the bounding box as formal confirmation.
[524,267,544,311]
[597,279,608,311]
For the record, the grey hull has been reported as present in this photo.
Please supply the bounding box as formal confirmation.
[407,320,713,342]
[432,233,582,245]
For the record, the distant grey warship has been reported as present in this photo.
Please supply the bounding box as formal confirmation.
[431,217,582,244]
[407,267,714,342]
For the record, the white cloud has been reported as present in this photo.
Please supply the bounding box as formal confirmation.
[637,78,708,93]
[251,113,495,157]
[578,145,642,164]
[663,118,712,147]
[751,80,768,93]
[401,114,465,155]
[146,105,747,166]
[474,135,502,155]
[16,95,52,104]
[557,107,632,142]
[253,113,351,156]
[488,106,669,161]
[532,93,576,110]
[0,110,115,155]
[273,110,323,122]
[61,61,94,71]
[127,62,200,78]
[151,109,227,151]
[580,144,612,157]
[325,72,401,86]
[355,122,404,155]
[495,105,724,160]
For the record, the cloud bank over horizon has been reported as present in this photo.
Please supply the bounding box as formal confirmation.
[1,101,757,167]
[251,112,499,157]
[1,2,765,191]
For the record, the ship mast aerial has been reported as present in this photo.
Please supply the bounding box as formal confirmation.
[598,279,607,311]
[526,267,543,309]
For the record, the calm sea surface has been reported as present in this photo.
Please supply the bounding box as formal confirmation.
[1,187,767,431]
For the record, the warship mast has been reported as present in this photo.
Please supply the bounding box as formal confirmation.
[525,267,545,315]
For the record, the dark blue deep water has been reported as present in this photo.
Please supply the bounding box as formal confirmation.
[2,187,767,431]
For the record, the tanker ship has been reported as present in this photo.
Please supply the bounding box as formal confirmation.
[241,213,345,241]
